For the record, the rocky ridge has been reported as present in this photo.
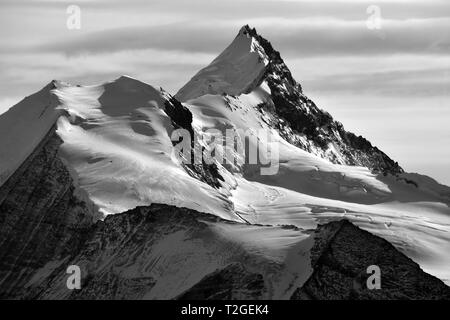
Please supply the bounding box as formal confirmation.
[241,25,403,175]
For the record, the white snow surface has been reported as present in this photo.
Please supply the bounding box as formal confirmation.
[0,76,235,220]
[176,26,268,102]
[0,82,62,186]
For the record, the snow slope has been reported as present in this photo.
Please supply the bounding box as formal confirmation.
[53,77,235,218]
[176,26,268,102]
[0,82,62,186]
[0,76,235,220]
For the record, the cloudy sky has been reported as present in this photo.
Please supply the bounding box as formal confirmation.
[0,0,449,184]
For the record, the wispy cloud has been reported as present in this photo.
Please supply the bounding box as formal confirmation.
[18,17,447,58]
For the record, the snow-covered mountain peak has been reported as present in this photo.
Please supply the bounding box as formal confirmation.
[115,74,138,81]
[175,25,270,102]
[238,24,252,36]
[109,75,151,88]
[176,25,301,103]
[177,26,403,176]
[0,77,236,219]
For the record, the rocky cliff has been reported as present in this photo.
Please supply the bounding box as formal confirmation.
[291,220,450,299]
[0,127,98,298]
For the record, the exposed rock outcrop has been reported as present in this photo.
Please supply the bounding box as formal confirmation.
[0,127,98,298]
[163,91,225,189]
[17,204,263,300]
[291,220,450,300]
[177,263,267,300]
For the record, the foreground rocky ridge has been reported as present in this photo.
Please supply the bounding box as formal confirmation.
[1,181,448,299]
[292,220,450,300]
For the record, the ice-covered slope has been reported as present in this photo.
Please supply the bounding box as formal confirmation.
[206,90,450,283]
[0,82,62,186]
[177,25,268,101]
[52,77,234,217]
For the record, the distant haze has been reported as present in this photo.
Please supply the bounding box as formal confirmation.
[0,0,449,184]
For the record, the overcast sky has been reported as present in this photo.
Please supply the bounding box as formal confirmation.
[0,0,449,184]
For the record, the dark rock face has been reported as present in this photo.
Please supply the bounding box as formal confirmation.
[64,205,221,300]
[164,95,194,135]
[20,204,249,300]
[0,127,97,299]
[291,220,450,300]
[164,92,225,189]
[177,263,267,300]
[242,25,402,175]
